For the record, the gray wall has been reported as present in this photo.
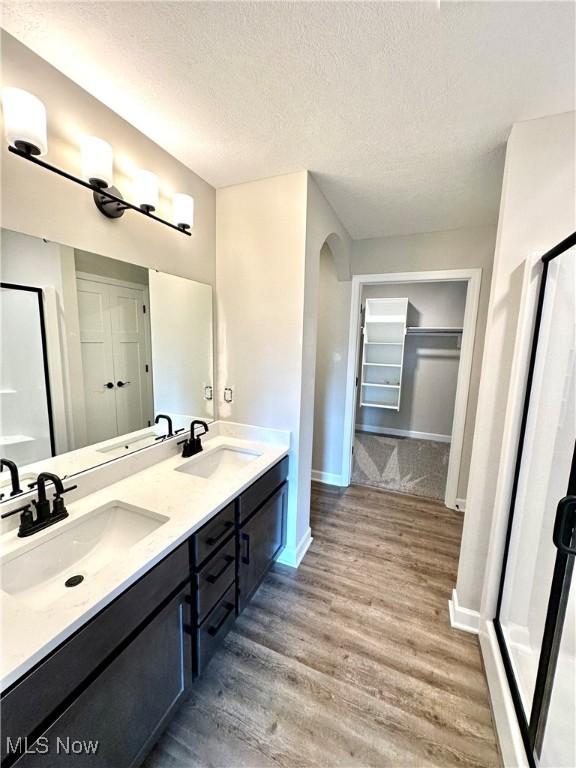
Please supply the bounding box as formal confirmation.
[312,245,352,479]
[312,224,496,499]
[357,281,466,439]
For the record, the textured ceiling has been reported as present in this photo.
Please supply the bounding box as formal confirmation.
[2,1,574,239]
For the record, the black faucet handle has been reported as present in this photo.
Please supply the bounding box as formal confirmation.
[1,503,32,520]
[53,484,78,498]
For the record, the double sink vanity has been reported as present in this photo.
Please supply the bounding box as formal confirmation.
[0,424,289,767]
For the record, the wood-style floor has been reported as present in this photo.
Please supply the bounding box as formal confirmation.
[145,483,501,768]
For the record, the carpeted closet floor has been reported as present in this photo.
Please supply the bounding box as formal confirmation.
[352,431,450,500]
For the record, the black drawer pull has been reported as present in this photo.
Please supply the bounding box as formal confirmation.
[205,520,233,546]
[241,532,250,565]
[205,555,234,584]
[207,602,235,637]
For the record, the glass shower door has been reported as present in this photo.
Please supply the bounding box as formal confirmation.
[0,283,55,467]
[495,235,576,767]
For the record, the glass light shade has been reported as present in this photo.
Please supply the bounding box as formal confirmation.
[133,169,159,212]
[81,136,113,188]
[3,87,48,156]
[172,193,194,230]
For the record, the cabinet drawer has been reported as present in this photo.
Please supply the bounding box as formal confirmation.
[9,589,192,768]
[196,582,236,676]
[1,543,189,762]
[237,457,288,524]
[195,536,236,623]
[191,502,235,569]
[239,482,287,613]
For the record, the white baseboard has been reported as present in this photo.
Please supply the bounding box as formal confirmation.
[356,424,452,443]
[448,588,480,634]
[276,527,313,569]
[455,497,466,512]
[480,621,529,767]
[311,469,347,486]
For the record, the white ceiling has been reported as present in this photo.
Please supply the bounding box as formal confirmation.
[2,1,574,239]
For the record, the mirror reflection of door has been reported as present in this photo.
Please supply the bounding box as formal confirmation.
[76,276,153,445]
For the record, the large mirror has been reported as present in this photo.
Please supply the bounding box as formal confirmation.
[0,228,214,498]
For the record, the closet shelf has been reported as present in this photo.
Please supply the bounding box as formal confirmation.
[406,326,463,335]
[360,402,399,410]
[360,298,408,412]
[361,383,400,389]
[365,315,406,324]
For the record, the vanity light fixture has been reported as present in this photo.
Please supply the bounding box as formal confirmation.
[133,169,160,213]
[3,88,192,237]
[172,192,194,231]
[2,87,48,156]
[80,135,113,188]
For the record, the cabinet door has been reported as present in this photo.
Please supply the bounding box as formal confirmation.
[11,589,192,768]
[238,482,287,612]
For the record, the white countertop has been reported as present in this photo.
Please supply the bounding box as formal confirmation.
[0,425,288,692]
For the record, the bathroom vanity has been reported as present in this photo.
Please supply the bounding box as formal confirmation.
[0,430,288,768]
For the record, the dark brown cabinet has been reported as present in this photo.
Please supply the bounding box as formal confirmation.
[10,589,191,768]
[238,482,287,612]
[1,457,288,768]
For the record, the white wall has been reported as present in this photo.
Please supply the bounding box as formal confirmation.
[456,111,576,617]
[1,31,215,286]
[312,225,495,496]
[216,172,308,563]
[216,172,351,565]
[357,281,466,439]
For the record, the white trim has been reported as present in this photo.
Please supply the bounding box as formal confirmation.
[455,497,466,512]
[480,622,530,767]
[448,588,480,634]
[276,527,313,568]
[355,424,451,443]
[342,268,482,511]
[311,469,347,486]
[479,259,540,621]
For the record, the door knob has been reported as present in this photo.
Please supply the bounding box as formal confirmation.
[117,380,131,388]
[105,382,114,389]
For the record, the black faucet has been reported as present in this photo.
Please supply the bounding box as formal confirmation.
[180,420,209,458]
[154,414,174,439]
[1,458,22,496]
[0,472,77,537]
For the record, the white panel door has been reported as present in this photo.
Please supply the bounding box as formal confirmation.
[76,278,117,444]
[108,284,153,435]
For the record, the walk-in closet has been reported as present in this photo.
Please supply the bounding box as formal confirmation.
[353,280,467,501]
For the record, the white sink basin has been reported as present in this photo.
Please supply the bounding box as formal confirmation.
[176,446,261,481]
[1,501,168,609]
